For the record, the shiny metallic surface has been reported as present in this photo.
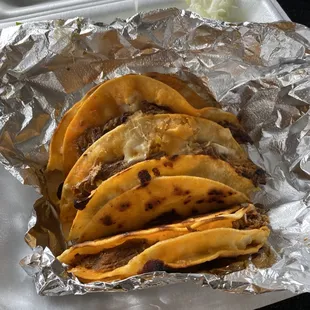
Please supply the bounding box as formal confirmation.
[1,8,310,296]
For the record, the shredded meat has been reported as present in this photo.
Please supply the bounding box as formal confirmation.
[72,141,265,206]
[73,152,168,207]
[232,208,269,230]
[72,239,148,271]
[70,208,268,273]
[76,113,132,154]
[75,102,171,155]
[232,162,266,186]
[191,143,266,186]
[219,121,253,144]
[140,102,171,114]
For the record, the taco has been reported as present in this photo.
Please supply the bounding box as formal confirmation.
[61,74,245,175]
[47,85,101,173]
[69,154,261,240]
[58,205,269,283]
[46,101,82,173]
[77,176,250,241]
[45,86,103,207]
[47,74,230,174]
[145,72,218,109]
[60,113,257,235]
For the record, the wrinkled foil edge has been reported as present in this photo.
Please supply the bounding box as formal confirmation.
[0,8,309,295]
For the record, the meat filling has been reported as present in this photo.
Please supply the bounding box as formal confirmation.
[70,209,268,272]
[73,142,265,210]
[75,103,252,159]
[75,102,172,154]
[218,121,253,144]
[232,207,269,230]
[72,239,148,271]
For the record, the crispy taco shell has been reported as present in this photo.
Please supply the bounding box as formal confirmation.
[78,176,249,241]
[69,155,258,240]
[60,113,249,233]
[62,74,241,174]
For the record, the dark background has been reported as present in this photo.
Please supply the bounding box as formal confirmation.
[278,0,310,26]
[257,1,310,309]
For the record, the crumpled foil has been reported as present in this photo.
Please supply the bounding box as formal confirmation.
[1,8,310,295]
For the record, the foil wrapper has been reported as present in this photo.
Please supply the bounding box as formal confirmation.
[1,8,310,295]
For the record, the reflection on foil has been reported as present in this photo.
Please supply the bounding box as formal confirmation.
[0,8,310,295]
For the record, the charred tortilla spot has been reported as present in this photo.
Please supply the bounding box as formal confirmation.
[208,197,219,203]
[196,199,205,204]
[101,215,114,226]
[56,182,64,200]
[174,186,182,195]
[184,196,192,205]
[145,198,165,211]
[145,209,182,227]
[138,170,152,186]
[208,189,223,196]
[118,202,131,212]
[152,168,160,177]
[168,155,179,161]
[173,186,190,196]
[74,196,91,210]
[227,191,233,196]
[145,203,153,211]
[163,161,173,168]
[140,259,168,273]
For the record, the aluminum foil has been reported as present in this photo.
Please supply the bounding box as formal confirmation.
[1,8,310,295]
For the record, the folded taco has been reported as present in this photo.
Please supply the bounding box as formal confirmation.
[61,74,244,175]
[47,85,101,173]
[69,154,262,241]
[58,205,269,283]
[77,176,250,241]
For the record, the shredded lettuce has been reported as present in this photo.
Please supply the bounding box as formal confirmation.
[186,0,234,21]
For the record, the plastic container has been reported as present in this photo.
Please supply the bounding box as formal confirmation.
[0,0,290,29]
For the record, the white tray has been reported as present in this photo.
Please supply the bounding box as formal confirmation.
[0,0,290,29]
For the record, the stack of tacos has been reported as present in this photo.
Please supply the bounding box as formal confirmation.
[47,74,270,283]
